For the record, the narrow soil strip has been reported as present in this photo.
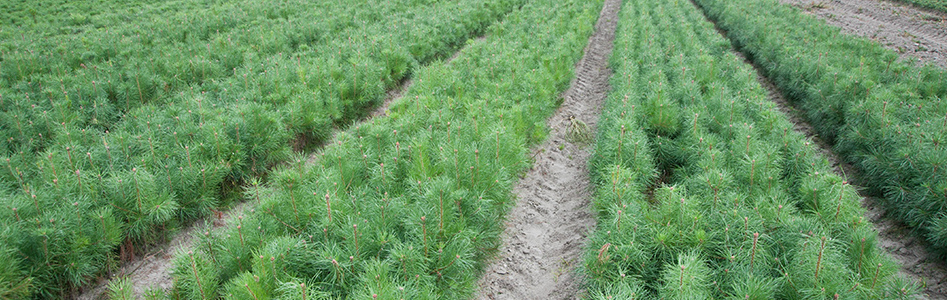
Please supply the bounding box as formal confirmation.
[76,201,254,299]
[781,0,947,68]
[372,78,413,118]
[689,0,947,297]
[474,0,620,298]
[372,36,487,119]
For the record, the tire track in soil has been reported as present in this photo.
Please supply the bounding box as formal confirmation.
[474,0,620,299]
[688,0,947,296]
[781,0,947,68]
[75,41,483,299]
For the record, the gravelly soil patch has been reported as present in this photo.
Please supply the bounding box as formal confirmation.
[781,0,947,68]
[474,0,621,298]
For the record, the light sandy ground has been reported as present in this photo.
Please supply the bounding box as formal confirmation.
[475,0,621,298]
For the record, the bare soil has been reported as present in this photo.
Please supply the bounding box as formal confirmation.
[781,0,947,68]
[474,0,621,299]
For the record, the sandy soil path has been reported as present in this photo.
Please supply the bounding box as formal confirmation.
[474,0,621,298]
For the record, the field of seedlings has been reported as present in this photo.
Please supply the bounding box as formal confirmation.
[0,0,525,297]
[582,0,916,298]
[4,0,947,298]
[157,0,601,298]
[694,0,947,264]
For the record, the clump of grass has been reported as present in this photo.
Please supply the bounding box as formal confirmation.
[567,115,594,145]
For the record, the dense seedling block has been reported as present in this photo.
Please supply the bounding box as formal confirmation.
[167,0,604,298]
[583,0,915,298]
[0,0,527,296]
[693,0,947,260]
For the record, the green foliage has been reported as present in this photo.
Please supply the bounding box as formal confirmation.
[660,252,712,300]
[0,0,529,296]
[0,241,31,299]
[167,0,604,297]
[106,277,133,300]
[582,0,913,298]
[693,0,947,259]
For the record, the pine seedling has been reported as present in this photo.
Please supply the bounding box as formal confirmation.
[225,271,270,300]
[660,251,712,300]
[726,271,778,300]
[787,234,857,298]
[588,280,647,300]
[171,249,217,300]
[0,237,31,298]
[880,272,919,300]
[141,287,165,300]
[106,277,133,300]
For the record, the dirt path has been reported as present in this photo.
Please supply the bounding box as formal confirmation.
[780,0,947,68]
[474,0,620,299]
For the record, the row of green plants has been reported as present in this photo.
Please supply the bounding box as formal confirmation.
[892,0,947,14]
[582,0,915,298]
[693,0,947,260]
[0,0,174,27]
[0,0,525,298]
[141,0,604,298]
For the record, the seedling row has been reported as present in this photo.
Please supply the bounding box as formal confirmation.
[3,0,944,298]
[583,0,914,298]
[694,0,947,262]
